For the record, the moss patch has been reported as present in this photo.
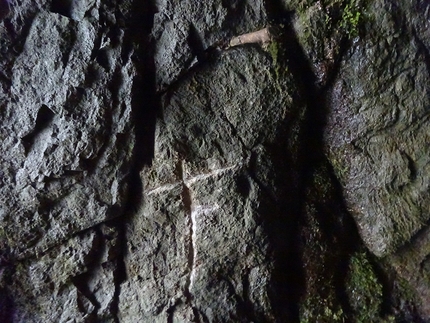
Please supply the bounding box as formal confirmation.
[338,2,363,37]
[290,0,369,72]
[265,28,290,82]
[346,252,387,322]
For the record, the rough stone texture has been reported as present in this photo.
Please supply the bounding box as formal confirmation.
[321,0,430,317]
[1,5,135,258]
[325,0,430,258]
[119,47,299,322]
[0,0,430,322]
[0,0,135,321]
[9,227,119,322]
[152,0,266,91]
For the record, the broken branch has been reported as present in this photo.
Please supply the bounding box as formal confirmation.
[228,27,272,48]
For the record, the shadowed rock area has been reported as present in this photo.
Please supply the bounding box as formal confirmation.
[0,0,429,322]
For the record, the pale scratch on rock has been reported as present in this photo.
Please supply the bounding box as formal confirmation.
[189,203,220,290]
[145,164,242,196]
[145,182,182,196]
[184,163,242,186]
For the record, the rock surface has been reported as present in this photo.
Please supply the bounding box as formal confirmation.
[119,47,300,322]
[0,0,429,322]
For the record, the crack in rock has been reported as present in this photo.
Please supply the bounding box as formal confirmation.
[178,160,195,311]
[173,160,238,321]
[145,163,245,195]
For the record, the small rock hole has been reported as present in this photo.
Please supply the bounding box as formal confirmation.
[51,0,73,18]
[22,105,55,151]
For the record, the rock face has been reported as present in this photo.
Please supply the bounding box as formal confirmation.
[325,0,430,258]
[119,48,301,322]
[0,0,429,322]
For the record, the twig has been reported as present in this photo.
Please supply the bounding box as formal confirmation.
[228,27,272,48]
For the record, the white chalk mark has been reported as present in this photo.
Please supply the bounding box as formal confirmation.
[189,203,220,290]
[184,163,242,186]
[145,182,181,196]
[145,163,242,195]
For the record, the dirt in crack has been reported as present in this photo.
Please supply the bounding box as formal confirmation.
[110,0,159,322]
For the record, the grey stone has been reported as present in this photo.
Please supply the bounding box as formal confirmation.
[119,47,297,322]
[152,0,267,90]
[1,9,135,257]
[324,0,430,258]
[0,0,430,321]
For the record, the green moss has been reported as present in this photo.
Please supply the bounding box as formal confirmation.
[339,2,363,37]
[330,155,349,181]
[266,40,279,64]
[266,39,289,81]
[0,227,6,239]
[301,294,346,323]
[294,0,367,48]
[346,252,384,322]
[396,276,419,304]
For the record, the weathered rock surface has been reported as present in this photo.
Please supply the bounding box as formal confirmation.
[0,0,429,322]
[322,0,430,317]
[325,0,430,258]
[1,6,135,258]
[119,47,300,322]
[152,0,266,91]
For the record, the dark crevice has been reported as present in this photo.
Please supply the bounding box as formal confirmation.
[367,253,398,318]
[0,247,15,323]
[108,143,145,321]
[263,0,376,321]
[221,0,247,33]
[403,151,418,182]
[0,288,14,323]
[188,24,206,64]
[129,5,158,169]
[220,276,261,323]
[191,307,202,323]
[50,0,73,18]
[108,217,128,323]
[90,33,103,62]
[96,49,111,71]
[238,272,270,323]
[321,165,362,320]
[263,3,314,322]
[182,181,194,304]
[166,299,181,323]
[108,0,158,321]
[0,0,10,21]
[21,105,55,153]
